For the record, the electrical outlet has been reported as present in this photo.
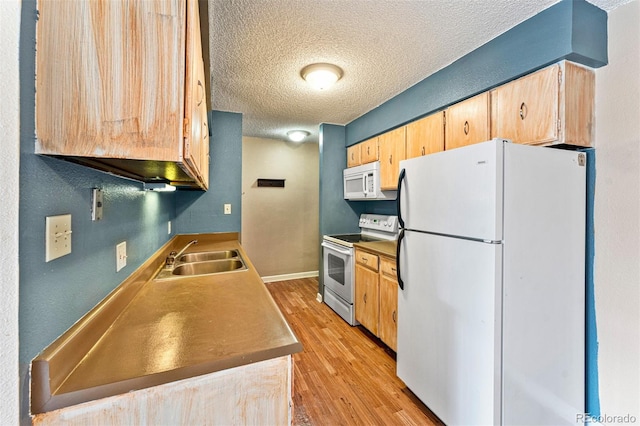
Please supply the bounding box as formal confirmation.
[45,214,72,262]
[168,221,172,234]
[116,241,127,272]
[224,204,231,215]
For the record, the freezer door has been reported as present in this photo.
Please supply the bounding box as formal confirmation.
[397,230,502,425]
[398,139,504,241]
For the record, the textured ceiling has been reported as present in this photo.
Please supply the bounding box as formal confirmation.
[208,0,631,144]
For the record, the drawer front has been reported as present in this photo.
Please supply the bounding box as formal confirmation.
[355,250,379,271]
[380,256,397,278]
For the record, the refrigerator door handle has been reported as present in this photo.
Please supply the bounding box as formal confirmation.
[397,168,406,229]
[396,229,405,290]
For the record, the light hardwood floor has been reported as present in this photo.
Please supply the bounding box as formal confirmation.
[267,278,443,425]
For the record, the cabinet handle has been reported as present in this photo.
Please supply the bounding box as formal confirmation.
[364,293,367,303]
[463,121,469,135]
[389,154,393,164]
[421,146,425,156]
[197,80,205,107]
[367,146,370,155]
[203,121,208,140]
[391,267,396,272]
[362,258,368,263]
[392,310,397,323]
[519,102,528,120]
[351,152,354,161]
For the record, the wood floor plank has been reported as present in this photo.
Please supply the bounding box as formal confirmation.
[266,278,444,426]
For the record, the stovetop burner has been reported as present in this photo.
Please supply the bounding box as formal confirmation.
[325,233,387,244]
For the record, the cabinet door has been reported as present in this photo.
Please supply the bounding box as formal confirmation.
[406,112,445,159]
[347,145,361,168]
[379,127,406,190]
[184,0,206,185]
[445,92,490,150]
[493,65,559,145]
[360,137,379,164]
[355,264,379,335]
[379,274,398,352]
[35,0,185,161]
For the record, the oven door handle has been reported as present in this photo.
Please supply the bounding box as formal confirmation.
[321,242,352,256]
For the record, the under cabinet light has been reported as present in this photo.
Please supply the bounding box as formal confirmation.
[144,183,176,192]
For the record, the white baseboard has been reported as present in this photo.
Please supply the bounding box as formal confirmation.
[261,271,319,283]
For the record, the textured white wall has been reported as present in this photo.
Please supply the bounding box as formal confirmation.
[241,137,320,278]
[594,0,640,418]
[0,0,21,424]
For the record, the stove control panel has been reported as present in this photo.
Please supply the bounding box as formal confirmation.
[359,214,398,233]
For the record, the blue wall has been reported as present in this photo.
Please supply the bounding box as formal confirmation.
[18,0,243,367]
[345,0,607,146]
[175,111,243,234]
[18,0,175,364]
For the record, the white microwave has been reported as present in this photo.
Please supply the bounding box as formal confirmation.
[343,161,397,201]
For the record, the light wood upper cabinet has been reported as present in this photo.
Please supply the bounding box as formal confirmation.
[379,127,406,190]
[347,144,361,168]
[445,92,490,150]
[185,0,209,189]
[491,61,594,147]
[35,0,209,189]
[360,137,379,164]
[379,257,398,352]
[406,112,445,159]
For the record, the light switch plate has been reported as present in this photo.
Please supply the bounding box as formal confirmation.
[116,241,127,272]
[224,204,231,215]
[45,214,72,262]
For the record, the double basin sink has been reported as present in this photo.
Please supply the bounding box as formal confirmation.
[154,249,247,280]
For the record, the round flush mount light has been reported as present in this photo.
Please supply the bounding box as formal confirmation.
[301,63,343,90]
[287,130,310,142]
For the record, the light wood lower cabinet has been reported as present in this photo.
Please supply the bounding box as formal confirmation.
[355,249,398,351]
[32,356,294,426]
[445,92,490,150]
[378,257,398,351]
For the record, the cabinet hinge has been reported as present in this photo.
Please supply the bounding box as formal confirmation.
[183,118,189,135]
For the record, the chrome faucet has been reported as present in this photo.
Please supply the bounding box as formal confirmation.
[165,239,198,267]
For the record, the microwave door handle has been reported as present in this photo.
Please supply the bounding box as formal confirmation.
[363,174,368,195]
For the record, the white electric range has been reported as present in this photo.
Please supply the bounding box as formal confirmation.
[321,214,399,325]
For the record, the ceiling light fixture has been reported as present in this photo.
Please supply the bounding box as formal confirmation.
[287,130,310,142]
[301,63,343,90]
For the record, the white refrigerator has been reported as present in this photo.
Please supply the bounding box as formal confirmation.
[396,139,585,425]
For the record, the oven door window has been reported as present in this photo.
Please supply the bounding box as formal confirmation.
[328,253,345,286]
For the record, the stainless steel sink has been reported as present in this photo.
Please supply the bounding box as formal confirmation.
[172,259,246,276]
[154,249,247,280]
[178,250,239,263]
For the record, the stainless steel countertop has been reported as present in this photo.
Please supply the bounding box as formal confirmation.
[31,233,302,414]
